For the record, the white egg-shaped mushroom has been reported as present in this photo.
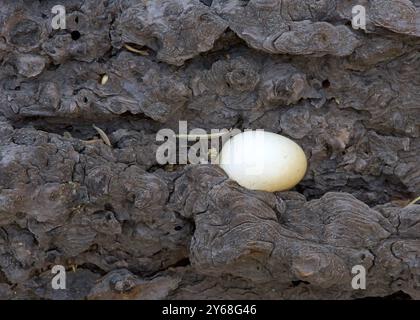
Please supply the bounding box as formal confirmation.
[218,131,307,192]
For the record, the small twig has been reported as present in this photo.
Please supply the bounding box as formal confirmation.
[100,74,109,85]
[92,124,112,146]
[124,43,149,56]
[406,196,420,207]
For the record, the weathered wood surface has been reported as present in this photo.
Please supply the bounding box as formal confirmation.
[0,0,419,299]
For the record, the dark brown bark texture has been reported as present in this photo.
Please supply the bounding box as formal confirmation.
[0,0,419,300]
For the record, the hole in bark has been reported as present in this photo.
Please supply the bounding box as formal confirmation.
[71,31,81,40]
[75,17,79,24]
[322,79,330,88]
[199,0,213,7]
[171,257,190,268]
[291,280,310,287]
[0,269,11,285]
[174,225,182,231]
